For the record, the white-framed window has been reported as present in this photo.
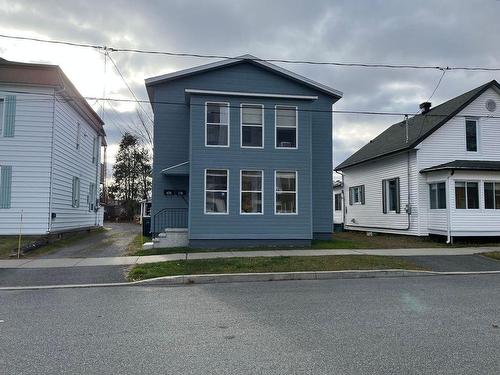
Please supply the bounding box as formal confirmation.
[92,136,99,164]
[88,182,96,212]
[0,97,4,135]
[76,122,81,150]
[334,193,342,211]
[455,181,479,209]
[72,177,80,208]
[205,102,229,147]
[275,105,297,149]
[240,170,263,214]
[349,185,365,205]
[429,182,446,209]
[241,104,264,148]
[465,119,478,152]
[382,178,400,213]
[205,169,228,214]
[484,182,500,209]
[275,171,297,214]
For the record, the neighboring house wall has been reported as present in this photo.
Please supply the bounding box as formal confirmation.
[150,62,335,242]
[0,86,53,235]
[416,88,500,236]
[342,151,419,235]
[50,94,102,232]
[333,186,343,224]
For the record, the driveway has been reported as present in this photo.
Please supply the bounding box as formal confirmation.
[41,222,140,258]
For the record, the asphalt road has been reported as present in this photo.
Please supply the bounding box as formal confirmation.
[1,275,500,374]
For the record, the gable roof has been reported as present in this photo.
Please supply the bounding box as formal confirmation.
[335,80,500,170]
[0,57,105,139]
[145,54,343,99]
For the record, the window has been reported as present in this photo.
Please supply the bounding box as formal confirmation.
[206,102,229,147]
[466,119,477,152]
[484,182,500,209]
[275,171,297,214]
[455,181,479,209]
[241,104,263,148]
[275,106,297,148]
[0,98,4,135]
[72,177,80,208]
[240,170,263,214]
[429,182,446,209]
[334,193,342,211]
[76,122,81,149]
[0,165,12,209]
[205,169,228,214]
[349,185,365,205]
[382,178,400,213]
[88,182,96,212]
[92,137,99,164]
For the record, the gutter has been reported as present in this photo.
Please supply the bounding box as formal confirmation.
[446,170,454,244]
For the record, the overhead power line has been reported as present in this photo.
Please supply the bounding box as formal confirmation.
[2,33,500,72]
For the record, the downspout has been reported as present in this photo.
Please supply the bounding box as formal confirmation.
[47,88,60,233]
[338,170,346,226]
[446,170,454,244]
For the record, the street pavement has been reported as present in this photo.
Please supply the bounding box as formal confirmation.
[1,275,499,374]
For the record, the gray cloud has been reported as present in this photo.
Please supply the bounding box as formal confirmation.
[2,0,500,168]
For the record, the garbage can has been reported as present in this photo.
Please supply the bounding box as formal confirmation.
[142,216,151,236]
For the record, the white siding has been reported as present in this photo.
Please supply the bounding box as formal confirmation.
[342,151,420,235]
[0,86,53,235]
[50,94,102,232]
[333,185,343,224]
[417,88,500,236]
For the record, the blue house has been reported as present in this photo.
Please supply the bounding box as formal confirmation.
[145,55,342,248]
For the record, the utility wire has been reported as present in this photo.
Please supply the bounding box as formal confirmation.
[2,33,500,72]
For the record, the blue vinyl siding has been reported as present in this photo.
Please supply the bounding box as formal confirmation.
[149,61,336,241]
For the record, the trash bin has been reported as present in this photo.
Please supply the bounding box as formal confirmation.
[142,216,151,236]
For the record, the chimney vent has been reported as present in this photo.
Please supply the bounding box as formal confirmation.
[419,101,432,114]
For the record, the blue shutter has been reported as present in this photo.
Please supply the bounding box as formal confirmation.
[0,166,12,208]
[3,95,16,137]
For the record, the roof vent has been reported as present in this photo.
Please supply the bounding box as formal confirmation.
[419,102,432,114]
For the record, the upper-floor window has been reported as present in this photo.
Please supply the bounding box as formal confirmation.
[429,182,446,209]
[465,119,477,152]
[334,193,342,211]
[275,105,297,148]
[206,102,229,147]
[241,104,263,148]
[92,136,99,164]
[205,169,228,214]
[76,122,81,150]
[382,178,400,213]
[349,185,365,205]
[72,176,80,208]
[275,171,297,214]
[240,170,263,214]
[484,182,500,209]
[455,181,479,209]
[0,98,4,135]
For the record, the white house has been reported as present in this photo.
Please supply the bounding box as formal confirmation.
[333,180,344,231]
[0,58,106,235]
[335,80,500,243]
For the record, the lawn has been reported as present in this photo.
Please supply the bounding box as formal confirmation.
[481,252,500,261]
[127,255,425,281]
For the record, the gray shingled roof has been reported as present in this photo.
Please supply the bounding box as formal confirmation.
[420,160,500,173]
[335,80,500,170]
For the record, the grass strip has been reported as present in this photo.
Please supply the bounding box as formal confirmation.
[127,255,424,281]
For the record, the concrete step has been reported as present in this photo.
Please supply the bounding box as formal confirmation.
[154,228,188,248]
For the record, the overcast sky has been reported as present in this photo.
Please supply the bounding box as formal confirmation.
[1,0,500,174]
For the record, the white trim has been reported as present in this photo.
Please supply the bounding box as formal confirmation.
[240,103,264,149]
[240,169,264,215]
[274,170,298,215]
[465,117,479,153]
[275,105,298,149]
[161,161,190,173]
[454,180,480,210]
[205,102,230,148]
[483,180,500,210]
[428,181,447,210]
[204,168,229,215]
[186,89,318,100]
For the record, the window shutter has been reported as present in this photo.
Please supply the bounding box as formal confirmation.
[0,166,12,209]
[382,180,387,214]
[395,177,401,214]
[361,185,365,205]
[349,187,353,205]
[3,96,16,137]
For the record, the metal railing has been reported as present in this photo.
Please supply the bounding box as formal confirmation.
[151,207,188,237]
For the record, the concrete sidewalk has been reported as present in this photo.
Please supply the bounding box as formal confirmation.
[0,246,498,269]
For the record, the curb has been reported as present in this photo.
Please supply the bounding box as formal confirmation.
[1,269,500,291]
